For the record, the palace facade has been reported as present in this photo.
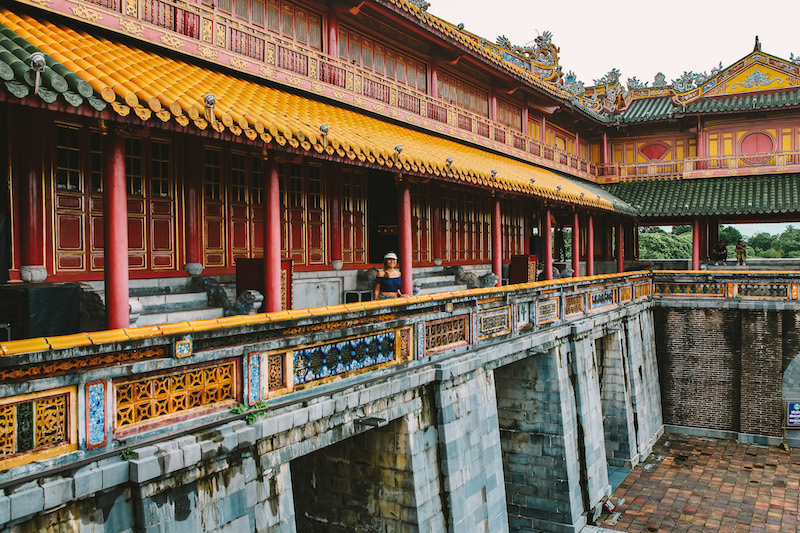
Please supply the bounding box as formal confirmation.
[1,0,798,331]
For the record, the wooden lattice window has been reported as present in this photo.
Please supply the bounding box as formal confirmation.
[565,294,584,315]
[425,315,468,353]
[125,138,143,196]
[339,27,426,91]
[268,353,286,391]
[0,394,68,459]
[56,124,81,191]
[115,361,237,430]
[438,72,488,117]
[204,149,222,199]
[151,141,171,198]
[497,99,521,131]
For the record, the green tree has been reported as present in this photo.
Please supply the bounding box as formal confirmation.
[719,226,742,246]
[638,229,693,259]
[672,225,692,235]
[748,232,777,256]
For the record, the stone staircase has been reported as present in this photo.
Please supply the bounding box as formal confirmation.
[412,266,488,295]
[83,275,238,327]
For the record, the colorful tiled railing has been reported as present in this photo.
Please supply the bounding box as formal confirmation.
[0,272,650,473]
[599,149,800,182]
[652,271,800,300]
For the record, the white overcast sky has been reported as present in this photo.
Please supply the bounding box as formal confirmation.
[428,0,800,236]
[428,0,800,88]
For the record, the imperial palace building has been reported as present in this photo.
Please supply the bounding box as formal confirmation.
[2,1,800,531]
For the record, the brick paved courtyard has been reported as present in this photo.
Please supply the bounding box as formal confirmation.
[595,434,800,533]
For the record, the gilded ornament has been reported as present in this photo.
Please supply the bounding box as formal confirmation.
[216,25,226,47]
[267,45,275,64]
[28,0,52,6]
[285,76,304,87]
[160,34,185,49]
[202,20,212,43]
[333,90,347,99]
[353,97,364,106]
[119,19,143,37]
[125,0,136,16]
[260,66,276,78]
[309,60,316,79]
[229,57,249,70]
[311,82,324,93]
[111,101,130,116]
[71,5,102,22]
[197,46,218,60]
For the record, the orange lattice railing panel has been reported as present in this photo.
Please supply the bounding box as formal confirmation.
[115,361,238,432]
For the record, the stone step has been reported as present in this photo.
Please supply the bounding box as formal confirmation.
[134,291,208,309]
[136,306,225,327]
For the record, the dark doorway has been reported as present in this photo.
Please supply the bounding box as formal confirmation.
[367,169,398,264]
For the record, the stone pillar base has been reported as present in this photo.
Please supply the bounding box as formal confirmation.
[184,262,203,276]
[19,265,47,282]
[331,260,343,271]
[433,258,442,266]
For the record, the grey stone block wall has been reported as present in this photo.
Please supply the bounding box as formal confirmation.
[631,309,664,458]
[496,345,585,532]
[570,332,611,508]
[433,366,509,533]
[599,331,638,468]
[407,393,447,532]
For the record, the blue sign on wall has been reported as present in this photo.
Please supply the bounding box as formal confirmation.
[785,400,800,428]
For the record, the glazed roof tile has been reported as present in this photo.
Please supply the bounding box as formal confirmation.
[602,174,800,218]
[620,97,674,123]
[0,9,625,212]
[681,89,800,114]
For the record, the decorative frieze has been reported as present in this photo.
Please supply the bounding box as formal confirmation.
[478,306,511,339]
[425,315,469,354]
[537,298,559,324]
[115,361,237,431]
[87,381,107,448]
[565,294,584,315]
[590,289,615,310]
[294,332,397,386]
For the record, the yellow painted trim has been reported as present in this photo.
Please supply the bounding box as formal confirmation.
[0,386,78,472]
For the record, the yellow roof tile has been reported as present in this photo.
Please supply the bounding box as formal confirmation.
[0,337,51,355]
[87,329,131,345]
[46,333,92,350]
[0,9,618,212]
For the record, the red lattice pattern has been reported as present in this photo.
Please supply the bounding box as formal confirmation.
[115,362,236,428]
[426,316,468,351]
[268,354,286,391]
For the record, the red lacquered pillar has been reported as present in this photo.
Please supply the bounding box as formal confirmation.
[328,165,342,269]
[183,138,202,275]
[587,214,595,276]
[692,218,701,270]
[544,207,553,280]
[398,177,413,296]
[19,114,46,282]
[327,9,338,57]
[617,221,624,273]
[572,211,580,276]
[492,197,502,286]
[431,184,442,265]
[103,129,129,329]
[264,159,282,312]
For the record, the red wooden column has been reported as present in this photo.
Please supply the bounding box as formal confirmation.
[602,132,609,165]
[328,165,343,269]
[616,221,624,273]
[431,183,442,265]
[398,176,413,296]
[572,211,580,276]
[19,113,46,282]
[544,206,553,280]
[430,62,439,99]
[183,138,203,275]
[264,159,282,312]
[492,197,502,286]
[523,208,531,256]
[692,218,701,270]
[327,9,338,57]
[103,128,129,329]
[587,214,595,276]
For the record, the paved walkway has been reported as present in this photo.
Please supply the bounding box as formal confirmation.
[593,434,800,533]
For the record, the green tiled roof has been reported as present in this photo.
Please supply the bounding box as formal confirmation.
[620,97,674,123]
[682,90,800,114]
[0,22,104,109]
[602,174,800,218]
[556,172,637,216]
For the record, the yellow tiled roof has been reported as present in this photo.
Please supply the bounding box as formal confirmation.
[0,9,617,211]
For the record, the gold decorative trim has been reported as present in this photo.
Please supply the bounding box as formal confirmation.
[119,19,143,37]
[260,66,276,78]
[202,20,213,43]
[215,25,226,47]
[71,5,102,22]
[285,75,304,87]
[197,46,218,60]
[229,57,249,70]
[29,0,52,6]
[125,0,136,16]
[160,34,185,49]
